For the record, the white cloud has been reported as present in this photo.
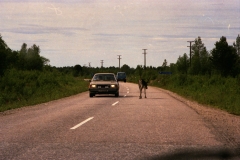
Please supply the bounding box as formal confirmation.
[0,0,239,67]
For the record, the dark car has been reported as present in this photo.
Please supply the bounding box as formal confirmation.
[89,73,119,97]
[116,72,126,82]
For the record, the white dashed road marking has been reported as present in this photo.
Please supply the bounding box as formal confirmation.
[71,117,94,130]
[112,101,119,106]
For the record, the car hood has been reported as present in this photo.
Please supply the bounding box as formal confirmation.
[90,81,118,85]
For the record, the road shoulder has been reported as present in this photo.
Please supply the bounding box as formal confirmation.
[154,86,240,147]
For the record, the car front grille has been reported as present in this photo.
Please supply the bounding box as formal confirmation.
[97,85,110,89]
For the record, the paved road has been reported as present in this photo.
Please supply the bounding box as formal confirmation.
[0,82,239,159]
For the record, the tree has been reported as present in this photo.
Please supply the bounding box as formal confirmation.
[18,43,49,70]
[73,64,82,77]
[0,35,50,74]
[210,36,239,77]
[233,34,240,56]
[121,64,131,74]
[41,56,50,66]
[162,59,167,70]
[18,43,28,69]
[233,35,240,75]
[0,34,12,75]
[189,37,211,75]
[162,59,167,67]
[169,63,177,73]
[135,65,143,78]
[176,53,189,74]
[25,44,43,70]
[6,51,18,69]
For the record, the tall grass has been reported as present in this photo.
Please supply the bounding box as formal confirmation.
[151,74,240,115]
[0,69,89,112]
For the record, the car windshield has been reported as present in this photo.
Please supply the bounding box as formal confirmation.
[118,73,126,76]
[93,74,115,81]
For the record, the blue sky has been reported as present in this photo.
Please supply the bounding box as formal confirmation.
[1,0,239,68]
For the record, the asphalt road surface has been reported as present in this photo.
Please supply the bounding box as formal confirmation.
[0,82,239,160]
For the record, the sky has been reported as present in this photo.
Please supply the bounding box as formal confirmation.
[0,0,239,68]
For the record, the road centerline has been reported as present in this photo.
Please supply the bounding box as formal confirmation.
[112,101,119,106]
[70,117,94,130]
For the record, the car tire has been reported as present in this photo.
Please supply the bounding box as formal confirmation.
[89,93,94,97]
[115,92,119,97]
[124,80,126,83]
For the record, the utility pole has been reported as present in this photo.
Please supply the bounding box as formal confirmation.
[88,62,91,68]
[100,60,104,68]
[117,55,121,70]
[187,41,194,66]
[142,49,147,69]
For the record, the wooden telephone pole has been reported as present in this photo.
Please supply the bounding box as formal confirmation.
[142,49,147,69]
[187,41,194,66]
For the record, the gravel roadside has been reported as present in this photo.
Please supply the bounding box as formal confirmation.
[156,87,240,148]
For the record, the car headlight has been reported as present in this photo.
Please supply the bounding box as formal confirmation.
[90,84,96,88]
[111,84,116,88]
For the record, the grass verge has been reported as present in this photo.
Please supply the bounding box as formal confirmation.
[0,69,89,112]
[151,74,240,115]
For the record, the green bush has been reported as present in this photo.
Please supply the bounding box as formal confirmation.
[151,74,240,115]
[0,69,89,112]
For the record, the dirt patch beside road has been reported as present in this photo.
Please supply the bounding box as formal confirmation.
[156,87,240,148]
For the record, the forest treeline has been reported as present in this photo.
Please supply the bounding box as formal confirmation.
[0,34,240,114]
[1,34,240,78]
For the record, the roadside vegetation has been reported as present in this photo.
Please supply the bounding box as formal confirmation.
[0,68,89,112]
[127,72,240,115]
[1,34,240,114]
[128,36,240,115]
[0,35,89,112]
[150,74,240,115]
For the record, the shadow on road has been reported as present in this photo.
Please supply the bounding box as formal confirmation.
[140,147,240,160]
